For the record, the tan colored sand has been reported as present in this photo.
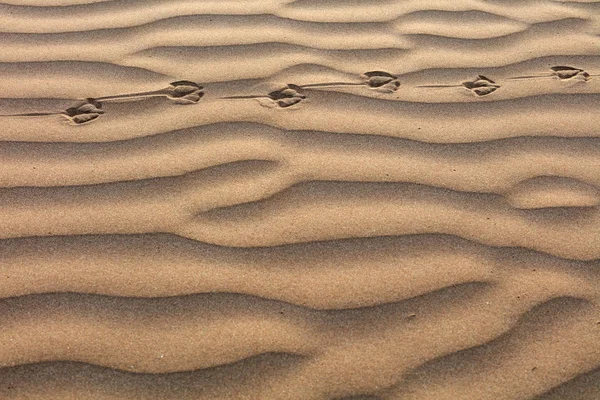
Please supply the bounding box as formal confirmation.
[1,0,600,399]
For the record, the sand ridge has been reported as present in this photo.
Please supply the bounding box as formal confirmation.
[1,0,600,399]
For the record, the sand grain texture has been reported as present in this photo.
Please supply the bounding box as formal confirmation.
[1,0,600,399]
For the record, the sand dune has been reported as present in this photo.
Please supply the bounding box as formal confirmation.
[1,0,600,398]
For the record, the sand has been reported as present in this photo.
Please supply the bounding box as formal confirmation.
[0,0,600,399]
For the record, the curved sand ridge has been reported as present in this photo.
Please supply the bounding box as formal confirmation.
[2,0,600,399]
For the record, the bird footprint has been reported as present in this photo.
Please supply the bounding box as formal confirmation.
[0,98,104,125]
[509,66,595,81]
[299,71,401,93]
[94,81,204,104]
[63,99,105,124]
[418,75,501,96]
[462,75,501,96]
[222,84,307,108]
[360,71,401,91]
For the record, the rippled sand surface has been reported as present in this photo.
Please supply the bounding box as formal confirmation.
[1,0,600,399]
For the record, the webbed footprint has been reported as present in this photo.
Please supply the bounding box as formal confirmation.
[0,98,104,125]
[509,66,594,81]
[300,71,400,93]
[94,81,204,104]
[418,75,501,96]
[222,84,307,108]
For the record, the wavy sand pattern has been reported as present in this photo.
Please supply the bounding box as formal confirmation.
[1,0,600,399]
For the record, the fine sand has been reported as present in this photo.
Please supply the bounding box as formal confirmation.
[1,0,600,399]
